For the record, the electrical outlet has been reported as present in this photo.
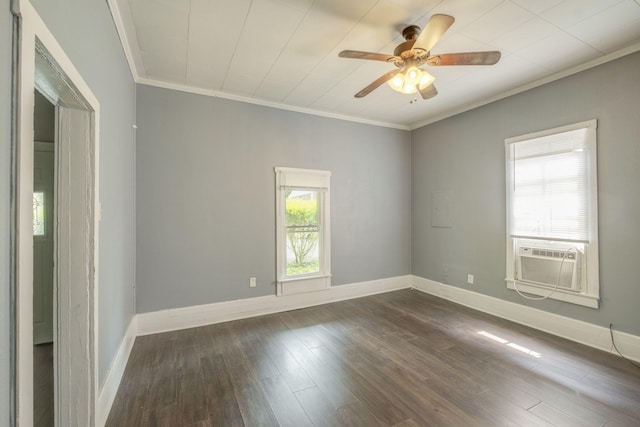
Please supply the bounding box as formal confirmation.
[249,277,256,287]
[467,274,474,285]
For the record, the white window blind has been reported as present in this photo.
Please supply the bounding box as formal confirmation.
[278,168,330,191]
[507,121,595,243]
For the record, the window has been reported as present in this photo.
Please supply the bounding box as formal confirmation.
[33,191,46,236]
[275,167,331,296]
[505,120,599,308]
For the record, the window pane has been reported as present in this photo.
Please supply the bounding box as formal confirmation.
[33,191,45,236]
[508,127,590,242]
[285,190,320,276]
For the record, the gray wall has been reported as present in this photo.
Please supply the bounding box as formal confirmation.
[135,85,412,313]
[29,0,137,385]
[34,90,55,142]
[1,5,13,424]
[411,51,640,336]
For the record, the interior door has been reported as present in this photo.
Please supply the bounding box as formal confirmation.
[33,141,55,345]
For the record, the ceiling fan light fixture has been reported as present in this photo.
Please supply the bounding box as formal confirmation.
[401,82,416,94]
[388,66,435,95]
[419,70,435,88]
[405,66,421,85]
[389,72,405,91]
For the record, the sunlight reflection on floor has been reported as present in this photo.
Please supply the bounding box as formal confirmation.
[478,330,542,358]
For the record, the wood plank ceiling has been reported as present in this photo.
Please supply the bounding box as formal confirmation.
[110,0,640,128]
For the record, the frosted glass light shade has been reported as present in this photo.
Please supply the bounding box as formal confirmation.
[388,72,405,91]
[388,67,435,95]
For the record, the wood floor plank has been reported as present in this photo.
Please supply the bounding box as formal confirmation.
[335,400,385,427]
[484,381,541,411]
[200,354,243,425]
[481,356,629,424]
[294,386,340,427]
[142,402,184,427]
[336,348,475,426]
[202,322,236,354]
[185,415,245,427]
[309,345,410,425]
[223,346,259,391]
[142,341,179,412]
[469,389,553,427]
[529,401,589,427]
[602,413,640,427]
[106,290,640,427]
[33,343,54,427]
[391,420,421,427]
[278,332,359,409]
[175,372,209,425]
[105,376,150,427]
[260,375,313,427]
[233,380,279,427]
[261,339,316,392]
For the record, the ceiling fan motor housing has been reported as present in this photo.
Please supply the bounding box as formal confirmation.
[394,25,429,60]
[394,40,418,58]
[402,25,421,40]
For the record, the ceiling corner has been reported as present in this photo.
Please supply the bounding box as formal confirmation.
[106,0,145,82]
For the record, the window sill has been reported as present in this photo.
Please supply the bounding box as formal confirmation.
[277,274,331,296]
[506,279,599,309]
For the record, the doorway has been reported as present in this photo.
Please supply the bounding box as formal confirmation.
[14,3,101,425]
[33,90,55,426]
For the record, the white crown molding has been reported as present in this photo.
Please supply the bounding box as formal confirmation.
[411,275,640,363]
[96,316,137,427]
[136,76,411,131]
[409,42,640,130]
[137,275,412,336]
[106,0,144,81]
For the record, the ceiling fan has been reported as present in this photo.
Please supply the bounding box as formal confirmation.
[339,14,501,100]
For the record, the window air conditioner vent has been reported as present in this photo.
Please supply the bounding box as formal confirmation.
[517,246,581,291]
[530,248,577,260]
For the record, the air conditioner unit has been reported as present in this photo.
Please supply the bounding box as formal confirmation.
[516,246,581,291]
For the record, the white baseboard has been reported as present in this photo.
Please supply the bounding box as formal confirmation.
[410,275,640,363]
[97,315,138,427]
[137,275,412,336]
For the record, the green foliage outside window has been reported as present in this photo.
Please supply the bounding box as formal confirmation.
[285,196,319,275]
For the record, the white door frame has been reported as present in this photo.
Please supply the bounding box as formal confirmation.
[13,1,100,425]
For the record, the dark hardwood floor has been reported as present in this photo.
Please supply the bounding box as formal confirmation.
[34,342,54,427]
[106,290,640,426]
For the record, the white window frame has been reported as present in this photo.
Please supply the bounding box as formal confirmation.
[505,119,600,308]
[275,167,331,296]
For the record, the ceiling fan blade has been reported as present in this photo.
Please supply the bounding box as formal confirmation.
[413,14,455,53]
[339,50,396,62]
[427,51,502,66]
[419,83,438,100]
[355,70,398,98]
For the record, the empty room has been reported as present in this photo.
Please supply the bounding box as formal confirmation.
[2,0,640,426]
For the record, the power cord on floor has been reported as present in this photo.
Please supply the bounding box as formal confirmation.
[609,323,640,369]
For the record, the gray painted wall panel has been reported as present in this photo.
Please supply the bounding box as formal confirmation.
[135,85,411,313]
[411,52,640,335]
[34,91,55,142]
[29,0,136,385]
[1,6,13,424]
